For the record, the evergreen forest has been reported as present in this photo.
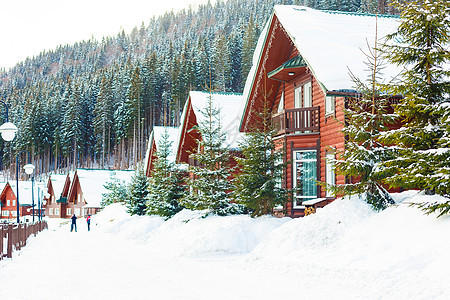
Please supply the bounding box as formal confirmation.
[0,0,398,179]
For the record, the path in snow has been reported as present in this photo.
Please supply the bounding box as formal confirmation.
[0,216,446,300]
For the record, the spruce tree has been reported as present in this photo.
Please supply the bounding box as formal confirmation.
[381,0,450,216]
[330,17,396,210]
[126,166,149,216]
[233,96,288,216]
[101,179,128,207]
[146,129,185,219]
[181,89,241,216]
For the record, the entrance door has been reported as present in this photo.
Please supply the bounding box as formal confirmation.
[293,149,317,208]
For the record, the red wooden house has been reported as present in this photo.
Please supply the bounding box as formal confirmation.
[238,6,400,217]
[176,91,245,174]
[144,126,180,177]
[44,169,134,218]
[1,181,42,221]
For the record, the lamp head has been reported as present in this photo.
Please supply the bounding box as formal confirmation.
[0,122,18,141]
[23,163,35,175]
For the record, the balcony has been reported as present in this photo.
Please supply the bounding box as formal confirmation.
[272,107,320,136]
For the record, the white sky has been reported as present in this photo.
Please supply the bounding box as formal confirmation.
[0,0,213,70]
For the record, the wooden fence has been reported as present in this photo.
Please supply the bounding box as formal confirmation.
[0,221,48,260]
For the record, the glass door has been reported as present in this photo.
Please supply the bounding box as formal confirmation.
[293,150,317,208]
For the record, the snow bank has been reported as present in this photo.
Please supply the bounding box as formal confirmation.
[146,210,289,257]
[250,196,375,260]
[92,204,289,257]
[251,192,450,282]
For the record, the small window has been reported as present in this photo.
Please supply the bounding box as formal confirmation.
[67,208,72,215]
[325,153,336,197]
[12,200,16,207]
[55,208,60,216]
[49,208,54,216]
[325,96,335,116]
[2,210,9,217]
[7,200,10,206]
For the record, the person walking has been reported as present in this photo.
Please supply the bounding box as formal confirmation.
[86,214,91,231]
[70,214,77,232]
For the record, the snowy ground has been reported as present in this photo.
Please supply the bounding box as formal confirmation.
[0,191,449,299]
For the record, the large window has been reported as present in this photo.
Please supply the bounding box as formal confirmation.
[2,210,9,217]
[325,96,335,116]
[294,150,317,208]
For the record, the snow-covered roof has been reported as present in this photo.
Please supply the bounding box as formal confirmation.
[75,169,134,208]
[8,181,47,206]
[144,126,179,171]
[240,6,401,124]
[49,174,69,197]
[187,91,245,149]
[273,6,400,91]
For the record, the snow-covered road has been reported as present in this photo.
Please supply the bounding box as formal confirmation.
[1,195,449,300]
[0,221,308,299]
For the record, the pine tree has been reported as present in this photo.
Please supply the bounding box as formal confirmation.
[233,95,288,216]
[381,0,450,216]
[146,129,185,219]
[329,16,396,210]
[181,88,241,216]
[101,179,128,207]
[126,166,149,216]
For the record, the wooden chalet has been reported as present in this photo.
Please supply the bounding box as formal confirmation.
[1,181,43,221]
[44,169,134,218]
[176,91,245,173]
[144,126,180,177]
[238,6,400,217]
[45,173,71,218]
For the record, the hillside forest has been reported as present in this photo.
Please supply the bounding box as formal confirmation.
[0,0,398,180]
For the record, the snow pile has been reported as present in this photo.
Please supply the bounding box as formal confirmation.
[250,192,450,281]
[250,196,375,261]
[91,204,289,257]
[92,203,164,241]
[146,210,289,257]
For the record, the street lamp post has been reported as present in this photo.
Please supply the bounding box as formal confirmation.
[31,175,35,222]
[16,151,35,223]
[0,100,18,142]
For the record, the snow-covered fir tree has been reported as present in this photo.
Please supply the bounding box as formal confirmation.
[233,94,288,216]
[101,179,128,207]
[330,17,396,211]
[181,89,241,216]
[381,0,450,216]
[146,129,185,219]
[126,166,149,215]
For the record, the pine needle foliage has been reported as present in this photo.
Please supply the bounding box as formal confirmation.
[380,0,450,216]
[181,87,242,216]
[146,129,185,219]
[233,90,288,216]
[101,179,128,207]
[329,18,396,211]
[126,166,149,216]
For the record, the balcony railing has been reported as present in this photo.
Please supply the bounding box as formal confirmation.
[272,107,320,136]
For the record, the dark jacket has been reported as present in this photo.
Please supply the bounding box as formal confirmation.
[71,215,77,224]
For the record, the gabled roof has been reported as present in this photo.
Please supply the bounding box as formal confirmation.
[273,6,400,91]
[74,169,134,208]
[4,181,46,206]
[177,91,245,163]
[47,173,71,198]
[144,126,179,176]
[239,5,401,131]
